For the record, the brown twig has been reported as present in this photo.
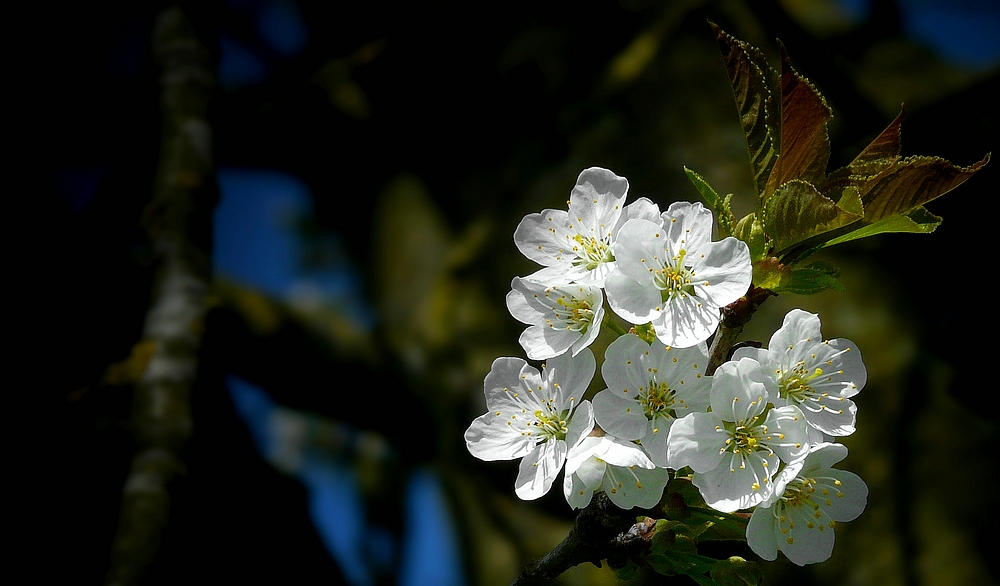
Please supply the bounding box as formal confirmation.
[104,5,217,586]
[706,286,774,376]
[511,493,649,586]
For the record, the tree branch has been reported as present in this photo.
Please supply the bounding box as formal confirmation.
[511,493,647,586]
[105,5,217,585]
[706,286,774,376]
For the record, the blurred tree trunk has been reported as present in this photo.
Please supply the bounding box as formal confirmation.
[105,5,218,585]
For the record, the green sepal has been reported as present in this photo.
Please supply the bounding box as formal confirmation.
[710,556,765,586]
[651,519,698,551]
[752,257,791,291]
[631,322,657,345]
[734,213,768,261]
[778,261,845,295]
[684,166,736,238]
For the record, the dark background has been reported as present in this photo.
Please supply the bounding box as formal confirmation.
[19,1,998,585]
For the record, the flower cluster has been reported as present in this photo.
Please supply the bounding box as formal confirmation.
[465,168,869,567]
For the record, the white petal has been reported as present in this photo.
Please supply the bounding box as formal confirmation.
[569,167,628,235]
[513,209,574,268]
[746,504,780,561]
[822,337,867,397]
[600,333,650,400]
[801,442,849,472]
[710,358,769,423]
[666,412,725,473]
[764,405,810,464]
[605,270,661,324]
[816,468,868,522]
[564,400,595,451]
[565,436,605,475]
[605,464,669,510]
[642,416,671,468]
[694,451,771,512]
[505,277,549,324]
[768,309,823,356]
[593,389,647,441]
[609,219,663,285]
[662,201,714,253]
[483,357,532,409]
[620,197,661,226]
[465,412,533,461]
[780,501,836,565]
[689,237,752,307]
[514,440,566,500]
[519,325,577,360]
[521,264,586,287]
[800,396,857,437]
[653,293,720,348]
[544,349,596,409]
[598,437,656,469]
[731,346,768,364]
[564,468,597,509]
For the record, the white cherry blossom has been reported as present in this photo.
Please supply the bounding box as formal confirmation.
[746,442,868,565]
[666,357,809,512]
[505,277,604,360]
[605,201,752,348]
[592,333,711,467]
[464,349,596,500]
[733,309,866,436]
[563,434,666,510]
[513,168,661,287]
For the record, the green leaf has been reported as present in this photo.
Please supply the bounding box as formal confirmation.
[835,185,864,216]
[762,179,861,252]
[778,261,845,295]
[661,477,749,541]
[763,42,832,197]
[612,559,639,581]
[711,22,780,204]
[686,508,751,542]
[684,166,735,237]
[645,550,717,579]
[821,205,942,247]
[711,557,765,586]
[852,154,989,224]
[690,574,721,586]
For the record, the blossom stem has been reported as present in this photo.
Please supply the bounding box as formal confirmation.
[602,313,629,337]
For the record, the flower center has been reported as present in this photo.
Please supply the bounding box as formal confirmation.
[771,474,846,542]
[549,294,594,332]
[639,380,676,419]
[778,362,824,403]
[532,408,570,442]
[649,249,696,300]
[726,423,763,455]
[571,234,614,270]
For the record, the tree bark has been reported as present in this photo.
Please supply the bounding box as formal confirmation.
[105,5,217,585]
